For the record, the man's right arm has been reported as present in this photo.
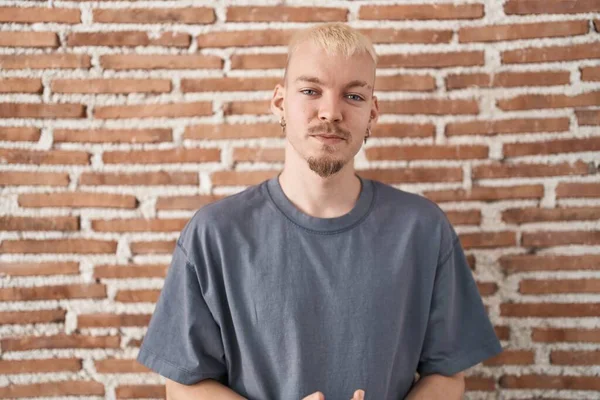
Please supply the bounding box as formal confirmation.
[166,378,246,400]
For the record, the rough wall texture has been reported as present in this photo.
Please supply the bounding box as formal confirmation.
[0,0,599,398]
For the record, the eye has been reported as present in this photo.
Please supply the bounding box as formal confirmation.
[300,89,318,96]
[346,94,364,101]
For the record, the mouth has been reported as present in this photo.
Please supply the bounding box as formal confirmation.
[312,134,346,144]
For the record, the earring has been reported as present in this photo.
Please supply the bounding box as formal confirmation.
[279,117,286,128]
[364,127,371,145]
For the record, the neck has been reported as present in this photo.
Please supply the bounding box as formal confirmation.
[278,147,362,219]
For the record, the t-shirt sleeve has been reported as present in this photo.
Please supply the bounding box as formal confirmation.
[136,241,228,385]
[417,235,502,377]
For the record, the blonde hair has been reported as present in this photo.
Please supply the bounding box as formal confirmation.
[286,23,377,69]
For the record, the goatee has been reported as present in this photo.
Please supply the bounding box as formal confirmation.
[307,156,345,178]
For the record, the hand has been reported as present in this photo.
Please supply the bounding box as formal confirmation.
[301,389,365,400]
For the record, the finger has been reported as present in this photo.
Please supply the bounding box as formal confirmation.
[303,391,324,400]
[353,389,365,400]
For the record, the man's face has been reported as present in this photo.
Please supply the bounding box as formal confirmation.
[271,40,379,178]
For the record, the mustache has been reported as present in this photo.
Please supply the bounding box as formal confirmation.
[307,124,350,139]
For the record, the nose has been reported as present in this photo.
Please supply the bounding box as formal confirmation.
[318,94,343,123]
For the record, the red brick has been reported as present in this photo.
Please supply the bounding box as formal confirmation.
[185,123,280,140]
[373,123,435,138]
[0,54,91,69]
[92,218,188,233]
[0,171,69,186]
[182,77,280,92]
[95,102,211,119]
[501,303,600,317]
[446,71,570,90]
[522,231,600,247]
[533,328,600,343]
[233,148,284,163]
[503,206,600,223]
[366,145,488,161]
[521,279,600,294]
[94,264,168,279]
[459,231,516,249]
[446,210,482,225]
[0,262,79,277]
[502,42,600,64]
[576,109,600,126]
[93,8,215,24]
[0,216,79,231]
[230,54,286,70]
[0,239,117,254]
[130,240,175,255]
[52,79,171,94]
[0,103,85,118]
[156,194,225,210]
[223,100,271,115]
[477,281,498,296]
[0,78,42,93]
[212,170,279,186]
[0,7,80,23]
[103,148,220,164]
[445,117,569,136]
[19,192,137,209]
[500,375,600,390]
[198,30,295,48]
[0,31,58,47]
[0,127,40,142]
[498,91,600,111]
[495,326,510,341]
[465,377,496,391]
[127,338,143,347]
[459,21,588,42]
[472,161,591,179]
[115,289,160,303]
[359,4,484,20]
[375,75,436,91]
[95,359,151,373]
[423,185,543,202]
[0,284,106,301]
[505,0,600,14]
[581,66,600,81]
[1,334,120,351]
[359,168,463,184]
[100,54,222,70]
[378,51,484,68]
[557,182,600,198]
[360,29,452,44]
[55,128,172,144]
[80,172,198,186]
[379,99,479,115]
[0,148,89,165]
[227,6,347,22]
[551,351,600,365]
[484,350,534,365]
[0,381,104,397]
[78,313,151,328]
[0,309,66,325]
[68,31,190,47]
[116,385,165,399]
[500,254,600,274]
[0,358,81,374]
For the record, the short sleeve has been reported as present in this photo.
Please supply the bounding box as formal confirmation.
[417,236,502,377]
[136,241,228,385]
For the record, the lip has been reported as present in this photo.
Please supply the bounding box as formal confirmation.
[312,135,345,144]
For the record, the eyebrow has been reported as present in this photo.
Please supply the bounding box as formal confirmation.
[294,76,372,90]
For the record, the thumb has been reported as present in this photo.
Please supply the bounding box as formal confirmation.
[303,391,325,400]
[352,389,365,400]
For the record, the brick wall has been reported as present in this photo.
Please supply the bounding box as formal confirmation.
[0,0,599,398]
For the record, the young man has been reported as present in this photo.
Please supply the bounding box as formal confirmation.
[137,23,502,400]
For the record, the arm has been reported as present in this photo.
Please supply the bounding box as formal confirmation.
[166,378,247,400]
[404,372,465,400]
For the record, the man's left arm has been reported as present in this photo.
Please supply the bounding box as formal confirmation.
[404,372,465,400]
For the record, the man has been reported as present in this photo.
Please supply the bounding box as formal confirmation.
[137,23,502,400]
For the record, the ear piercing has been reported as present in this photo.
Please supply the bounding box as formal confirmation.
[364,127,371,145]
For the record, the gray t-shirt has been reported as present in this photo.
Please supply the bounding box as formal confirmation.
[137,173,502,399]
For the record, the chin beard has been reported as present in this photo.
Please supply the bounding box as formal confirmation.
[307,156,345,178]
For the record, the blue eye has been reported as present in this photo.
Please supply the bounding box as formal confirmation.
[346,94,364,101]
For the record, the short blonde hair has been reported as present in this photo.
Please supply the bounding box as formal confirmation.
[287,23,377,67]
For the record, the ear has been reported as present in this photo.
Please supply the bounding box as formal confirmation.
[369,95,380,127]
[270,83,285,119]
